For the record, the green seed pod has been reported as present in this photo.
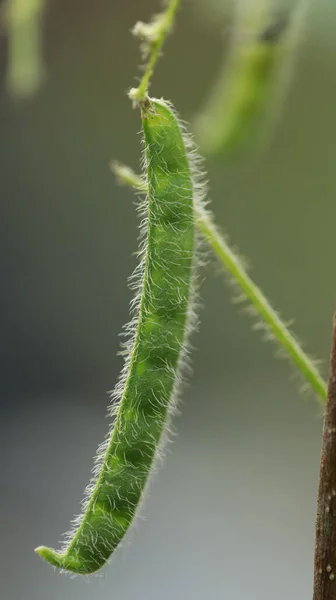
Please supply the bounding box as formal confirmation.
[35,97,204,575]
[194,1,304,158]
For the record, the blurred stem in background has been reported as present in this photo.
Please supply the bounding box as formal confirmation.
[111,162,327,404]
[193,0,306,158]
[5,0,45,98]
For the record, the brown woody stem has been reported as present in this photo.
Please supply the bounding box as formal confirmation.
[313,310,336,600]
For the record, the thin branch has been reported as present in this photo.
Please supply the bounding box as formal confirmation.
[129,0,181,103]
[111,161,327,404]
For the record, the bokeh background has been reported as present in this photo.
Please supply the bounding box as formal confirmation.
[1,0,336,598]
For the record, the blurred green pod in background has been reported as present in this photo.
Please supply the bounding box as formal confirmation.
[193,0,306,158]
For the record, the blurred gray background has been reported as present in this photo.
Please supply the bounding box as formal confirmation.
[1,0,335,598]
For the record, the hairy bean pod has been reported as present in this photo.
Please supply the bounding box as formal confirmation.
[35,97,203,574]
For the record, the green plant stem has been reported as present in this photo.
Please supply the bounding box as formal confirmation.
[196,211,327,401]
[112,162,327,403]
[130,0,181,102]
[5,0,45,98]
